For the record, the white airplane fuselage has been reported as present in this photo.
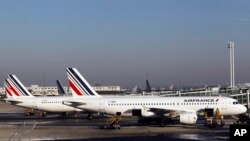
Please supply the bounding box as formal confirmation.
[63,67,247,125]
[65,96,247,117]
[5,96,82,112]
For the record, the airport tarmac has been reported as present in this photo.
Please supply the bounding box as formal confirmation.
[0,102,231,141]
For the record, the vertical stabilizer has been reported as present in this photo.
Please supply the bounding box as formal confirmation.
[7,75,34,97]
[56,80,66,94]
[66,68,100,97]
[4,79,13,98]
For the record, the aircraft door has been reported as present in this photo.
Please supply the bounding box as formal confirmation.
[32,99,38,110]
[220,101,229,115]
[99,99,106,113]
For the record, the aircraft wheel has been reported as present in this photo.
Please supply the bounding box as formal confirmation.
[87,114,93,120]
[41,112,47,117]
[100,125,108,129]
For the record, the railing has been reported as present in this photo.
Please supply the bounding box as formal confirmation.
[142,90,250,108]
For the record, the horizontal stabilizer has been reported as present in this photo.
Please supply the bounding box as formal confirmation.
[63,101,86,107]
[6,100,23,105]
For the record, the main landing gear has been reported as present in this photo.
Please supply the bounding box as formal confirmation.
[40,111,47,117]
[100,115,122,129]
[25,108,34,116]
[87,113,93,120]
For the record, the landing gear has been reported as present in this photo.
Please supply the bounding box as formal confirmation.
[87,113,93,120]
[41,111,47,117]
[25,108,34,116]
[62,112,68,116]
[138,117,152,125]
[138,117,145,124]
[158,117,165,127]
[100,115,122,129]
[235,114,248,125]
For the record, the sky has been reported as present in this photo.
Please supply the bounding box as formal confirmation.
[0,0,250,88]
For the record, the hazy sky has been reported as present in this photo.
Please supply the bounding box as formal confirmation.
[1,0,250,88]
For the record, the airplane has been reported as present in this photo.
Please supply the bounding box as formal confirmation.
[56,80,66,95]
[3,75,83,116]
[63,68,247,128]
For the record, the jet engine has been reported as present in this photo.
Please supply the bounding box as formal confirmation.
[141,110,155,117]
[179,112,197,124]
[141,107,155,117]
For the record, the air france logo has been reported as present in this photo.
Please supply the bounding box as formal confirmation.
[184,99,219,103]
[184,99,215,102]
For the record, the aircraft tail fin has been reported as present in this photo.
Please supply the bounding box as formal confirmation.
[146,80,152,92]
[4,79,13,98]
[56,80,66,94]
[7,75,34,97]
[66,68,100,97]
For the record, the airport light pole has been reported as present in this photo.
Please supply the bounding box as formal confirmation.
[43,73,46,95]
[227,42,235,88]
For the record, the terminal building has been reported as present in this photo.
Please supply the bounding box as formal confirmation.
[0,85,125,97]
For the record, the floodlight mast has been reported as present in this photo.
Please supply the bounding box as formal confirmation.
[227,42,235,88]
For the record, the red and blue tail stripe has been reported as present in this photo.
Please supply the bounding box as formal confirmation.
[6,78,20,96]
[4,79,12,97]
[7,75,33,97]
[66,68,100,97]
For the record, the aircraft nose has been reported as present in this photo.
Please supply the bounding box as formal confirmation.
[240,105,247,114]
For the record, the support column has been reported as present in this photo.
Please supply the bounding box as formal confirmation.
[247,90,250,109]
[228,42,235,88]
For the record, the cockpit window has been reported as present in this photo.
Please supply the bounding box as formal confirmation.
[233,101,239,105]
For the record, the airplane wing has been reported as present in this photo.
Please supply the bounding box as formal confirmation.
[63,101,86,107]
[144,106,196,116]
[5,100,23,105]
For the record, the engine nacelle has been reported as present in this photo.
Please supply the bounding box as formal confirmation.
[179,113,197,124]
[141,107,155,117]
[141,111,155,117]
